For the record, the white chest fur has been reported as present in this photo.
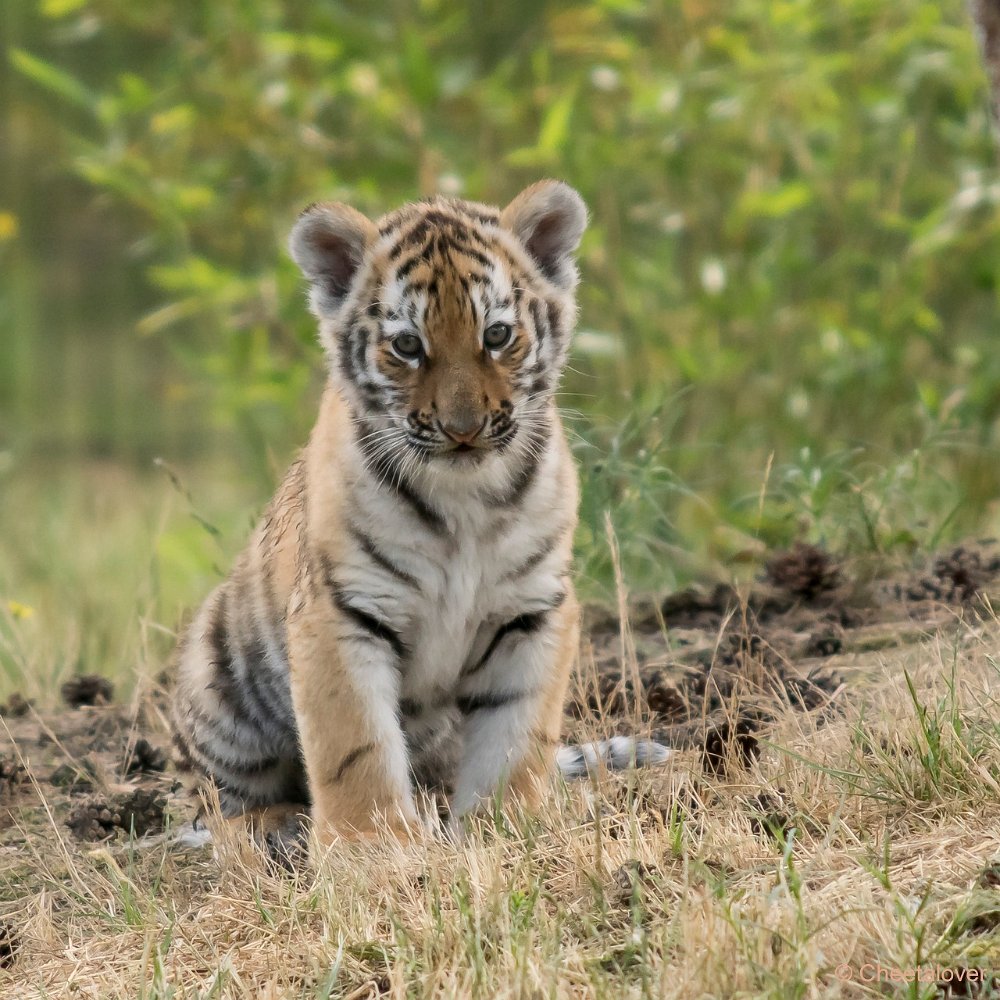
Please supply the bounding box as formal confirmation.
[338,433,573,702]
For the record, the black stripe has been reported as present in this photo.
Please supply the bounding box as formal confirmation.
[231,610,290,738]
[244,633,295,729]
[489,420,548,506]
[395,254,423,281]
[338,313,360,383]
[334,742,376,782]
[214,587,292,743]
[420,209,466,232]
[412,276,439,299]
[529,298,549,345]
[457,689,530,715]
[447,241,492,269]
[259,562,289,662]
[352,325,370,383]
[205,595,251,721]
[355,422,447,533]
[502,532,563,582]
[529,373,551,396]
[400,693,452,717]
[397,219,434,251]
[464,610,549,677]
[171,729,197,772]
[190,731,281,778]
[349,525,422,590]
[546,301,562,341]
[492,448,540,506]
[342,323,384,413]
[381,208,416,241]
[321,557,407,660]
[256,567,297,728]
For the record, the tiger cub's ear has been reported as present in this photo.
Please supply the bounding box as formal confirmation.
[289,202,377,316]
[501,180,587,291]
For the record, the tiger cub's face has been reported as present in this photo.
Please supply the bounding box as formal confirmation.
[289,181,586,466]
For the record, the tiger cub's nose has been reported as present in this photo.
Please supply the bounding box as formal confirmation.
[438,415,487,445]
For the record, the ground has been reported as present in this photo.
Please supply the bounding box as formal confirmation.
[2,545,1000,998]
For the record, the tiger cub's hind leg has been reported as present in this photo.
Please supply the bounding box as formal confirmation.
[172,585,309,864]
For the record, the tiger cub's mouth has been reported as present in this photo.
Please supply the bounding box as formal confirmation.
[441,441,489,464]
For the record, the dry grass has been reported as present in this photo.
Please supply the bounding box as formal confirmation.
[3,610,1000,999]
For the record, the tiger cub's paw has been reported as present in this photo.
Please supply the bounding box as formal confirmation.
[223,803,309,873]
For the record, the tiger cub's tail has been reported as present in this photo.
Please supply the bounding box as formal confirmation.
[555,737,673,780]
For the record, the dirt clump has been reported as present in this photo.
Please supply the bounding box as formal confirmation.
[67,788,166,841]
[61,674,114,708]
[0,693,34,718]
[122,737,168,776]
[976,862,1000,890]
[608,861,660,907]
[899,545,1000,603]
[574,541,1000,777]
[0,918,20,970]
[0,757,27,798]
[765,543,842,600]
[49,757,99,793]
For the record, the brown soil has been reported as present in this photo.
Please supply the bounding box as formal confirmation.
[60,674,115,708]
[0,543,996,854]
[574,542,1000,768]
[66,788,167,841]
[0,918,19,971]
[0,701,179,845]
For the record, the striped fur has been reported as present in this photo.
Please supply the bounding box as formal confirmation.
[171,181,664,848]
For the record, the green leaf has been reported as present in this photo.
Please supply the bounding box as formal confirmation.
[538,86,576,154]
[40,0,89,17]
[8,49,97,112]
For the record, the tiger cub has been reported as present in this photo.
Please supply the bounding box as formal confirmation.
[171,180,665,849]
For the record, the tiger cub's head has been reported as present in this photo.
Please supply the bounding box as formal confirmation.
[289,181,586,465]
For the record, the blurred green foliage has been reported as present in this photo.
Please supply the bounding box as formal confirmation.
[2,0,999,595]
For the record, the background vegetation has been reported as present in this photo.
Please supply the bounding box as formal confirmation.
[1,0,999,694]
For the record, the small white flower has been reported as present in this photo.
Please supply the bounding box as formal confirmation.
[870,100,899,124]
[657,84,681,114]
[961,167,982,189]
[707,96,741,121]
[437,173,464,196]
[261,82,289,108]
[660,212,685,234]
[787,389,810,419]
[347,63,379,98]
[954,185,983,211]
[590,66,620,92]
[574,330,622,357]
[700,258,726,295]
[820,328,843,354]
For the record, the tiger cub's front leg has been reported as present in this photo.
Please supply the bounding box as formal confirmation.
[287,570,417,845]
[451,591,580,819]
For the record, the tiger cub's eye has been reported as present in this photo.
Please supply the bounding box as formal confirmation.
[484,323,513,351]
[391,332,423,361]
